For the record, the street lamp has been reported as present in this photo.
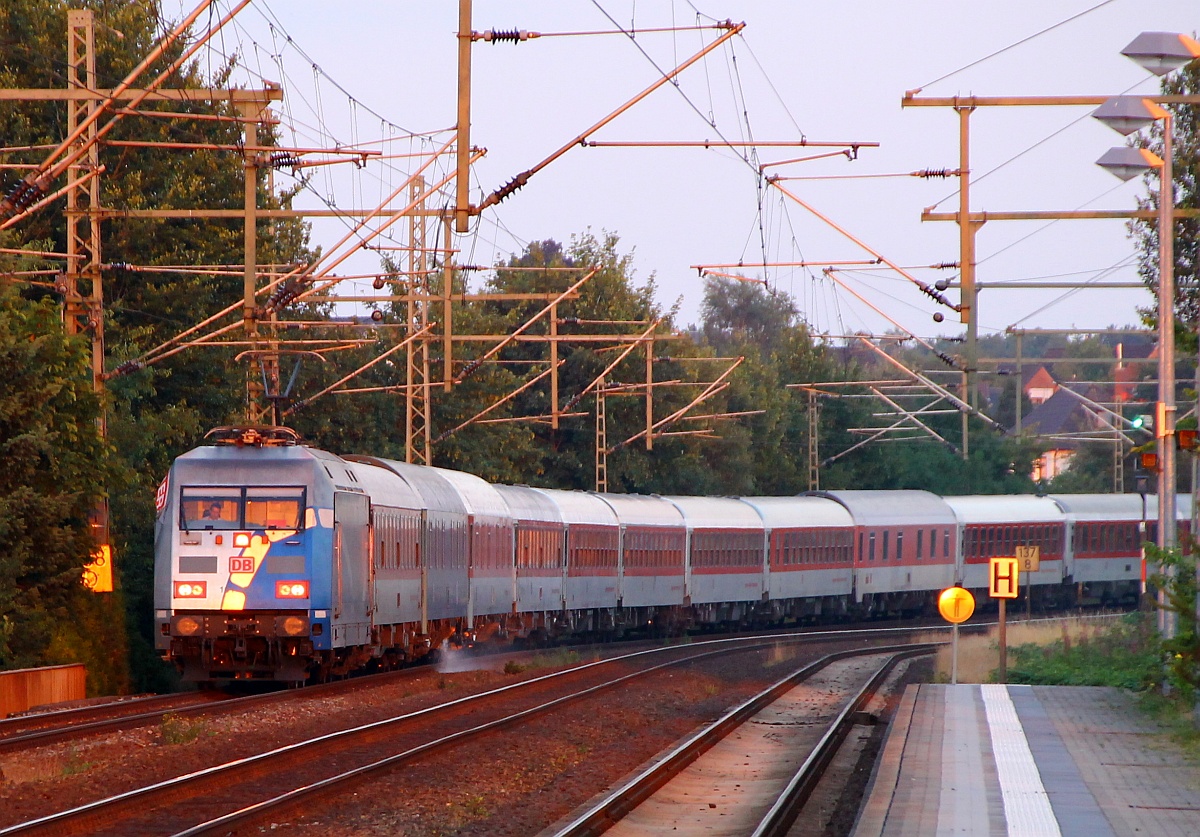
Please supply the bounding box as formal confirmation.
[1093,31,1199,640]
[1121,32,1200,76]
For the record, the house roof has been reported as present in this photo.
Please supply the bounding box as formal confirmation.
[1025,366,1057,391]
[1015,388,1092,448]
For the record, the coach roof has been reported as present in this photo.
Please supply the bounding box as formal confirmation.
[738,496,854,530]
[814,489,956,527]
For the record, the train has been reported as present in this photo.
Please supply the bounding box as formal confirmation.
[153,426,1186,683]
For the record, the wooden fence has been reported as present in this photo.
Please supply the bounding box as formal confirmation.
[0,664,87,717]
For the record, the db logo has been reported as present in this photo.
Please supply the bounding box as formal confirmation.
[230,557,255,574]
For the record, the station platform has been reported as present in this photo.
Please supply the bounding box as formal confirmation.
[852,684,1200,837]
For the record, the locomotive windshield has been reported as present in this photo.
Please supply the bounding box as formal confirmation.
[181,486,306,531]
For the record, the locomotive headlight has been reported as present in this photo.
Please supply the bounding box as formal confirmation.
[275,581,309,599]
[233,533,250,547]
[174,581,207,598]
[278,615,309,636]
[173,615,203,636]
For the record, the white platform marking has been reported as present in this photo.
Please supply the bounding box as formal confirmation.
[981,684,1062,837]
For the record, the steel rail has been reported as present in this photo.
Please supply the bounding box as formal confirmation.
[0,663,440,757]
[548,642,937,836]
[751,646,934,837]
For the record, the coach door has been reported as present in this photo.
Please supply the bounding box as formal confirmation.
[333,492,371,645]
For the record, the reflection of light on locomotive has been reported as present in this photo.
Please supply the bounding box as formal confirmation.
[154,426,1181,685]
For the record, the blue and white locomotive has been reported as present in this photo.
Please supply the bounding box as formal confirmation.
[154,427,1178,683]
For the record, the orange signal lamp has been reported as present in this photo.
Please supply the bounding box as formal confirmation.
[174,581,207,598]
[276,581,309,599]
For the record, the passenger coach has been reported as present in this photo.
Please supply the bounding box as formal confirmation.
[738,496,854,617]
[943,495,1067,600]
[815,490,957,611]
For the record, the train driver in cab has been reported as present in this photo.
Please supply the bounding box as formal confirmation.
[199,501,226,527]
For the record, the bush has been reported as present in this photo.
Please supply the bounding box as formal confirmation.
[1007,612,1161,691]
[159,712,207,745]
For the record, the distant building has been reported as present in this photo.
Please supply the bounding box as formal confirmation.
[1024,366,1058,406]
[1019,388,1085,480]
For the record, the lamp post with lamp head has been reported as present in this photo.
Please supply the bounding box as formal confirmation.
[1093,31,1200,638]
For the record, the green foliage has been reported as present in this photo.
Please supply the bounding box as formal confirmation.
[1004,544,1200,705]
[1146,542,1200,701]
[60,747,93,776]
[158,712,207,745]
[1129,60,1200,342]
[529,649,583,669]
[1007,612,1162,690]
[0,287,117,673]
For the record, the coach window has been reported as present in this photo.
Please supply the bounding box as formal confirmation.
[869,531,876,561]
[896,531,904,562]
[943,528,951,559]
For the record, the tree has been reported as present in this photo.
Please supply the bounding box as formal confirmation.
[700,276,797,353]
[1130,60,1200,352]
[0,285,118,677]
[1146,542,1198,701]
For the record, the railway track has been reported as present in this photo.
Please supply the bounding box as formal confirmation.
[547,644,934,837]
[0,661,450,757]
[0,692,235,755]
[0,632,922,837]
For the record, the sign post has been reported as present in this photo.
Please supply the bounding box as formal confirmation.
[1016,545,1040,619]
[938,586,976,685]
[990,557,1020,683]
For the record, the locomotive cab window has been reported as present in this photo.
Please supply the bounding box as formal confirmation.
[180,486,307,531]
[245,487,305,530]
